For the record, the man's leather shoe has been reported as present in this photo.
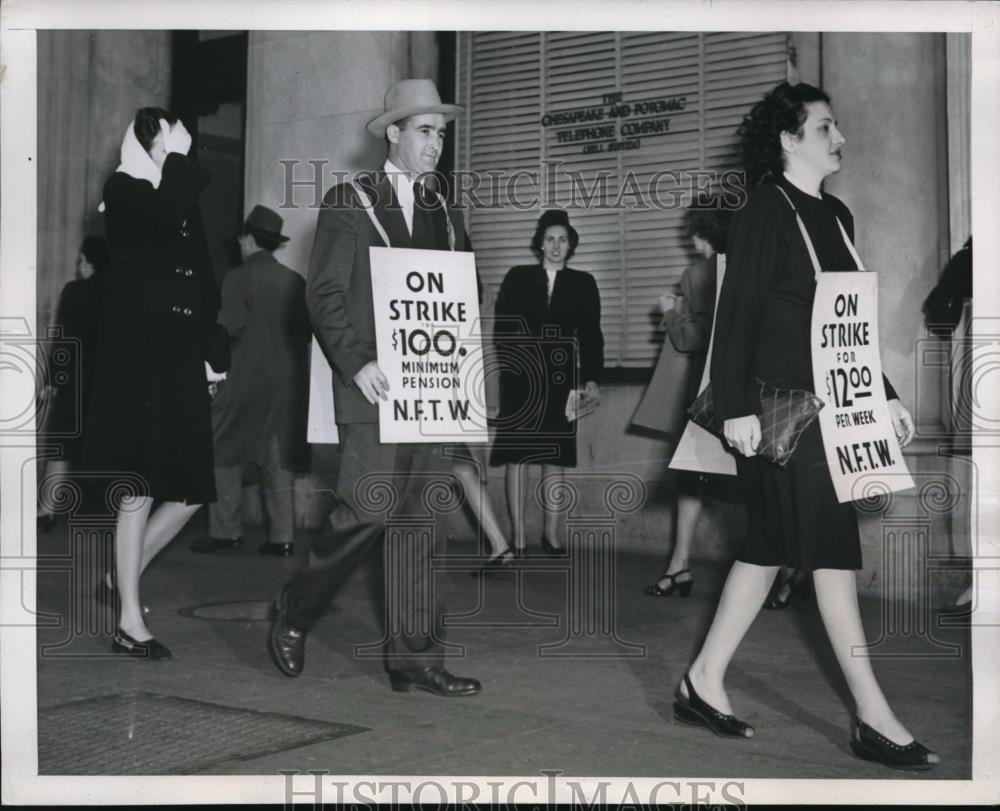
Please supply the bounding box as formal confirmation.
[190,536,243,553]
[388,666,482,696]
[259,542,294,557]
[268,588,305,677]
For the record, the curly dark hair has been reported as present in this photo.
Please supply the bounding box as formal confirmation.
[738,81,831,188]
[133,106,178,153]
[683,204,732,255]
[530,209,579,262]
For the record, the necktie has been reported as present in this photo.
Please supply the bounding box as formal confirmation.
[411,182,446,250]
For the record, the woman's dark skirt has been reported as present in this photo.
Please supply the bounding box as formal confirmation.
[735,419,862,571]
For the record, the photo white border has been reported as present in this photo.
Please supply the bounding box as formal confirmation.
[2,0,998,805]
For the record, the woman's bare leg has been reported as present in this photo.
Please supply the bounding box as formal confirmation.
[115,495,154,640]
[655,492,701,587]
[684,561,781,713]
[139,500,202,573]
[813,568,933,751]
[504,463,528,552]
[453,460,509,557]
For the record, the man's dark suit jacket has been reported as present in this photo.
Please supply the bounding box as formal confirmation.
[306,170,471,425]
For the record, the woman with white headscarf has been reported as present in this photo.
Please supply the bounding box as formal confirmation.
[84,107,225,659]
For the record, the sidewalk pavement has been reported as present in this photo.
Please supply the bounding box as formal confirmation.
[33,515,971,781]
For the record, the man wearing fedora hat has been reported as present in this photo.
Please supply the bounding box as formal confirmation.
[268,78,483,697]
[190,204,311,557]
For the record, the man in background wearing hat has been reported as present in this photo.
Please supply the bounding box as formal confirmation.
[268,78,482,697]
[191,205,311,557]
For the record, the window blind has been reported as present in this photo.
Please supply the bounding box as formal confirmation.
[456,31,789,368]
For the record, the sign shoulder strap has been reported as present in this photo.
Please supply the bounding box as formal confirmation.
[772,183,866,277]
[349,178,392,248]
[434,191,456,251]
[773,184,822,280]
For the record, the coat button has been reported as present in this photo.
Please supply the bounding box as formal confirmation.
[183,307,193,316]
[171,305,181,313]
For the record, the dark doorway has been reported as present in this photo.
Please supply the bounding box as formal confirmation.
[172,31,248,286]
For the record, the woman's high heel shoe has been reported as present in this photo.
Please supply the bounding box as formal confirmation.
[850,719,939,771]
[672,674,754,739]
[764,571,811,609]
[111,629,172,660]
[540,533,567,557]
[644,569,693,597]
[470,548,516,577]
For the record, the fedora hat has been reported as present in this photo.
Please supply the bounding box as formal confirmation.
[243,204,289,243]
[366,78,464,137]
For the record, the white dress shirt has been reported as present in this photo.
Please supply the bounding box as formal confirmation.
[545,267,560,304]
[384,159,418,236]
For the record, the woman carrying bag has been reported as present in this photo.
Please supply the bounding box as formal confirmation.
[636,203,731,599]
[673,82,937,771]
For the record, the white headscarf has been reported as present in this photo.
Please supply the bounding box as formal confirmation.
[98,118,162,212]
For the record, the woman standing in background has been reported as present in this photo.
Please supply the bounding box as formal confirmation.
[37,236,107,532]
[490,209,604,557]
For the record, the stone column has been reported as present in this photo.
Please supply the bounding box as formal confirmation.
[822,33,970,596]
[243,31,441,528]
[821,33,947,422]
[37,31,171,330]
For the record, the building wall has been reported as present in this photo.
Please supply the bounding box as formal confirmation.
[37,31,171,330]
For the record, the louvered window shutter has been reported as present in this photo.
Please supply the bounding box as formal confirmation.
[456,31,789,368]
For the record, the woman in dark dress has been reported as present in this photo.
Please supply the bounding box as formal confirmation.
[83,107,220,659]
[37,236,107,530]
[673,83,938,770]
[490,210,604,555]
[639,204,730,598]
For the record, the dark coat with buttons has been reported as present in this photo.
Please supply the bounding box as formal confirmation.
[83,153,219,504]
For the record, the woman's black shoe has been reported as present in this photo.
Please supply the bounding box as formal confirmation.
[470,549,516,577]
[540,533,567,557]
[764,570,811,609]
[850,719,939,771]
[644,569,693,597]
[673,674,754,738]
[111,629,172,660]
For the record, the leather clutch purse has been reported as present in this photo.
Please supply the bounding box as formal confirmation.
[687,378,824,468]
